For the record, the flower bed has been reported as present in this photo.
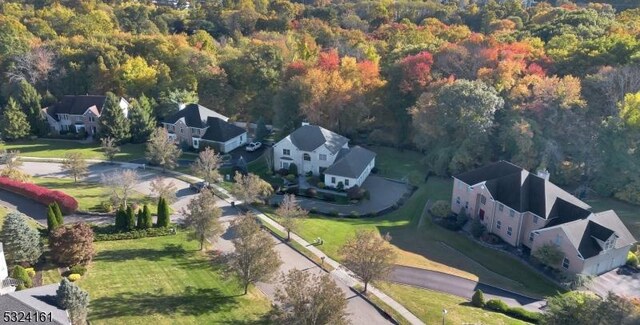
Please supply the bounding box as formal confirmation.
[0,177,78,213]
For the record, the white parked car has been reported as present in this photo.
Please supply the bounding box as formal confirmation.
[245,142,262,152]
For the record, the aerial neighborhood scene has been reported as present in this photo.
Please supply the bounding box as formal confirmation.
[1,0,640,324]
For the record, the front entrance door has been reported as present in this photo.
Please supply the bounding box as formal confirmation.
[478,209,485,221]
[302,153,312,174]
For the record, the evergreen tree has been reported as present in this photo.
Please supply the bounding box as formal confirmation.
[129,94,156,143]
[98,92,130,143]
[472,289,485,307]
[56,278,90,325]
[11,265,32,290]
[52,202,63,225]
[114,206,127,231]
[126,205,136,231]
[12,80,47,136]
[143,204,153,229]
[156,197,170,228]
[46,204,59,232]
[0,212,42,265]
[136,209,144,229]
[0,98,30,140]
[254,117,269,141]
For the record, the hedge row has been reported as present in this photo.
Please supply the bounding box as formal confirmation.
[93,227,175,241]
[0,177,78,214]
[485,299,542,323]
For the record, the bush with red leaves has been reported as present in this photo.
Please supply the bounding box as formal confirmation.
[0,177,78,214]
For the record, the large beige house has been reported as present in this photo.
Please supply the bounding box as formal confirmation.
[452,161,636,275]
[42,95,129,136]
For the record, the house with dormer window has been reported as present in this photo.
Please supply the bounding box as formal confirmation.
[452,161,636,275]
[162,103,247,153]
[273,123,376,189]
[41,95,129,136]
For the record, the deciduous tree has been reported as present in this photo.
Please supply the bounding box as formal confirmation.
[231,172,273,207]
[49,222,95,266]
[275,194,308,241]
[229,213,282,294]
[146,127,181,172]
[61,152,88,183]
[0,211,42,265]
[0,150,30,181]
[533,243,564,270]
[340,230,396,293]
[101,169,139,207]
[182,189,222,250]
[149,177,177,204]
[100,136,120,163]
[191,147,222,184]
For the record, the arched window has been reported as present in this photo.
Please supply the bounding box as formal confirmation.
[303,153,311,161]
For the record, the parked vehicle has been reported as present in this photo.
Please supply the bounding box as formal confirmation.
[245,142,262,152]
[190,181,211,192]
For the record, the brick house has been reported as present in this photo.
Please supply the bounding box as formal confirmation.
[452,161,636,275]
[41,95,129,136]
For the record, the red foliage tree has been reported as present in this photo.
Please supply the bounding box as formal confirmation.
[398,51,434,94]
[49,222,95,266]
[317,49,340,71]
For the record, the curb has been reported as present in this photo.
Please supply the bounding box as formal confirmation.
[348,286,400,325]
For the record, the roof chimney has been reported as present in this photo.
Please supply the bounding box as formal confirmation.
[537,169,550,181]
[301,122,310,126]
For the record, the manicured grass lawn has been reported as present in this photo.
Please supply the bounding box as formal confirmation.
[31,177,159,213]
[0,205,44,231]
[585,196,640,240]
[79,233,271,324]
[377,282,527,325]
[0,139,147,161]
[260,147,561,298]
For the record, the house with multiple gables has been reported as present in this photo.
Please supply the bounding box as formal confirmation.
[41,95,129,136]
[162,103,247,153]
[273,123,376,189]
[452,161,636,275]
[0,243,71,324]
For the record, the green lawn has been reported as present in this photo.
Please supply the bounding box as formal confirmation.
[0,204,44,231]
[377,282,527,325]
[0,139,146,161]
[585,196,640,240]
[79,233,271,324]
[31,177,160,213]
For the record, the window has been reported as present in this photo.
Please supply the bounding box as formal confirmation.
[88,116,95,122]
[510,210,515,218]
[456,197,460,205]
[562,257,570,269]
[533,216,538,224]
[496,221,502,229]
[498,204,504,212]
[303,153,311,161]
[345,179,349,186]
[507,227,513,237]
[283,149,290,156]
[193,139,199,148]
[331,177,336,184]
[319,154,327,161]
[191,128,198,135]
[529,232,535,242]
[180,128,184,134]
[480,195,486,205]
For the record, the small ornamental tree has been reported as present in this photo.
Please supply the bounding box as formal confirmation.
[61,152,88,183]
[56,278,90,325]
[472,289,485,307]
[156,197,170,228]
[231,172,274,207]
[100,136,120,163]
[0,212,42,265]
[52,201,64,225]
[275,194,308,241]
[12,265,32,290]
[339,230,396,293]
[49,222,95,266]
[146,127,181,172]
[182,190,222,250]
[47,204,59,231]
[126,205,136,231]
[533,243,564,270]
[143,204,153,229]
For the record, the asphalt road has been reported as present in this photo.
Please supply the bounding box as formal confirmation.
[389,265,545,312]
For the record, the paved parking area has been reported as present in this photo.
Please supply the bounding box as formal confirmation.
[590,267,640,298]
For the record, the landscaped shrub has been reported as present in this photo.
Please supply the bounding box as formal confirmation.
[47,204,59,232]
[470,219,485,238]
[336,181,344,191]
[305,171,313,177]
[456,208,469,227]
[69,265,87,276]
[52,202,63,225]
[306,187,317,197]
[317,182,325,189]
[485,299,509,313]
[24,267,36,278]
[277,168,289,176]
[471,289,485,307]
[430,200,450,219]
[286,174,296,182]
[627,251,639,268]
[347,186,366,200]
[68,273,81,282]
[0,177,78,213]
[93,226,175,241]
[11,266,32,290]
[156,197,170,228]
[288,163,298,175]
[504,307,541,323]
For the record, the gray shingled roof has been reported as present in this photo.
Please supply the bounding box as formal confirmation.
[0,284,70,324]
[164,104,229,128]
[323,146,376,178]
[45,95,107,120]
[200,117,245,143]
[541,211,636,259]
[288,125,348,154]
[455,161,591,219]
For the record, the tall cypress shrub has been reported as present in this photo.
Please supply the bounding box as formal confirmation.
[126,206,136,231]
[136,209,144,229]
[46,204,59,232]
[156,197,170,228]
[143,204,153,229]
[52,202,64,225]
[115,206,127,231]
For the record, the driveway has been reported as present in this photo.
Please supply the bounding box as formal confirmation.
[589,267,640,298]
[389,265,546,312]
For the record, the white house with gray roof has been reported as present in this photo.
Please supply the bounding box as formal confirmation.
[273,123,376,189]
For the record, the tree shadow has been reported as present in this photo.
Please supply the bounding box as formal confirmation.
[89,287,239,320]
[93,243,190,263]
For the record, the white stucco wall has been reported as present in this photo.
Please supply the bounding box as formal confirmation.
[272,136,346,175]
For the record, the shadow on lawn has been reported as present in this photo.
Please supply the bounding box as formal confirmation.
[94,243,190,263]
[90,287,240,319]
